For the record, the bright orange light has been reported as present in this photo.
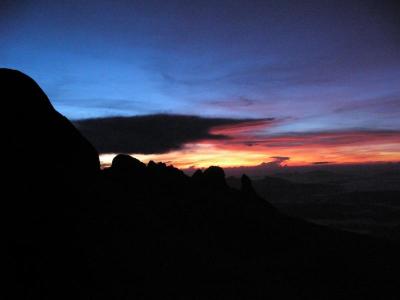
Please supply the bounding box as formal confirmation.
[99,127,400,169]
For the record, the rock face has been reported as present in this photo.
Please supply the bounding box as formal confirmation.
[1,68,100,191]
[2,69,100,299]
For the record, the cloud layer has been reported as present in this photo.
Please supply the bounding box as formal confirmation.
[74,114,270,154]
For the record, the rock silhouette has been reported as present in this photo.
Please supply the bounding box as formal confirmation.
[241,174,254,193]
[2,68,100,300]
[1,68,99,189]
[4,69,400,300]
[112,153,145,170]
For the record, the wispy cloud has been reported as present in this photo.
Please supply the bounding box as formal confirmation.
[333,95,400,115]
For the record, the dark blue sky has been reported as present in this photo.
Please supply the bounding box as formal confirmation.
[1,0,400,166]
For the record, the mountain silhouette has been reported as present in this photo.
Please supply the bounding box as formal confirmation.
[4,69,400,299]
[1,68,99,189]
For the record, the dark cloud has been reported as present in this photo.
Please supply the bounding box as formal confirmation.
[270,156,290,161]
[257,156,290,169]
[313,161,332,165]
[74,114,266,154]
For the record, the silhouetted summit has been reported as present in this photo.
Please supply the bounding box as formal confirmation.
[4,70,400,300]
[203,165,227,187]
[111,153,146,173]
[1,68,99,189]
[241,174,254,193]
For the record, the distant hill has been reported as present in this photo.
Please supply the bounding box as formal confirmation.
[227,174,400,238]
[227,174,340,202]
[4,68,400,299]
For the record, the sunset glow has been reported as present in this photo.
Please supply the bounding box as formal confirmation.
[100,121,400,169]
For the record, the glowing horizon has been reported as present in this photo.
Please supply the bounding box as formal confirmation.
[99,121,400,169]
[100,148,400,170]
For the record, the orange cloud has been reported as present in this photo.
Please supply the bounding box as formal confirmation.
[100,127,400,169]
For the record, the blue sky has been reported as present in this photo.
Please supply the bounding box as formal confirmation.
[1,0,399,143]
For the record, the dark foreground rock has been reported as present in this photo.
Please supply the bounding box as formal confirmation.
[3,69,400,300]
[1,68,99,195]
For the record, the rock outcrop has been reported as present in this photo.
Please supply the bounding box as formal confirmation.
[1,68,100,191]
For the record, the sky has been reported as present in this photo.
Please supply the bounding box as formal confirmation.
[1,0,400,169]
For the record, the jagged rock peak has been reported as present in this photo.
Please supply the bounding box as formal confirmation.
[241,174,255,194]
[203,166,226,187]
[111,154,146,172]
[147,160,157,168]
[192,169,204,180]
